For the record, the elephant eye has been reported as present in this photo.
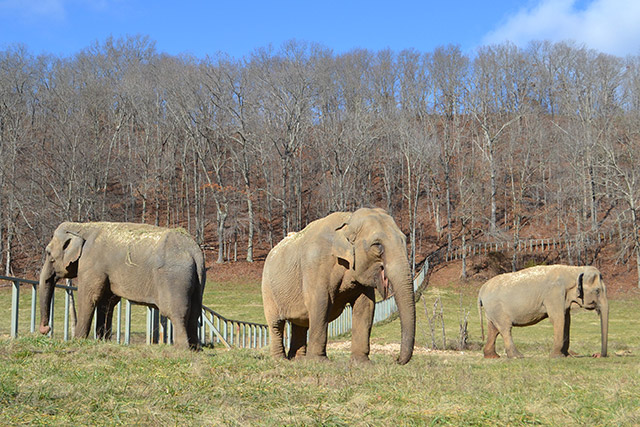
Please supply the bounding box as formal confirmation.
[371,242,384,255]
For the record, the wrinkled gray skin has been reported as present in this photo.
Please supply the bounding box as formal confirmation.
[39,222,206,350]
[262,208,416,364]
[478,265,608,358]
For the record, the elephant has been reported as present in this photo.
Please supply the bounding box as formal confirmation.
[39,221,206,350]
[261,208,416,364]
[477,264,608,358]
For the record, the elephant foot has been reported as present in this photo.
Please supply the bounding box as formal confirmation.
[483,348,500,359]
[270,349,288,360]
[287,348,307,360]
[550,350,567,358]
[39,325,51,335]
[305,354,330,363]
[350,354,371,364]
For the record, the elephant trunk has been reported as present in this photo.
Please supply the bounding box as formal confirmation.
[598,297,609,357]
[386,259,416,365]
[39,259,56,335]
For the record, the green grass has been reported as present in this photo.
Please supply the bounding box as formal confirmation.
[1,276,640,425]
[0,335,638,425]
[203,280,265,323]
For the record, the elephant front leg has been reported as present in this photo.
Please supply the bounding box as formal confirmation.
[548,305,568,358]
[350,289,375,363]
[74,293,96,339]
[74,275,107,339]
[306,291,330,361]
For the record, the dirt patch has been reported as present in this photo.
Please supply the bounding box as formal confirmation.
[327,341,475,357]
[206,259,265,283]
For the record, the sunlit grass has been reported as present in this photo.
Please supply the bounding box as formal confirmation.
[1,273,640,425]
[203,280,264,323]
[1,335,639,425]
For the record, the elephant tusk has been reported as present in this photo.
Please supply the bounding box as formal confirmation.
[380,267,392,299]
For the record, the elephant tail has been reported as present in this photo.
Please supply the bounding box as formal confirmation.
[478,297,485,342]
[194,250,206,298]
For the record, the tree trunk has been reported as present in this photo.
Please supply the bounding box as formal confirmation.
[216,209,227,264]
[281,156,289,238]
[246,189,254,262]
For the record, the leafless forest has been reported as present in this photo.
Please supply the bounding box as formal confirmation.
[1,36,640,285]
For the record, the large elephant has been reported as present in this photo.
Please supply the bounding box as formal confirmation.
[39,221,206,350]
[261,208,416,364]
[478,265,608,358]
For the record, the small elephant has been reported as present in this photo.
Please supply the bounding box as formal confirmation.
[478,265,608,358]
[261,208,416,364]
[39,222,206,350]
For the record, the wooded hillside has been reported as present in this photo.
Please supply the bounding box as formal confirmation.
[1,36,639,285]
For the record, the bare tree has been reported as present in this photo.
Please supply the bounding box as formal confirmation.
[251,42,313,237]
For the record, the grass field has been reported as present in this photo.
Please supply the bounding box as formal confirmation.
[1,275,640,425]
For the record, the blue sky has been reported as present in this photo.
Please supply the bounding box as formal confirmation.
[1,0,640,58]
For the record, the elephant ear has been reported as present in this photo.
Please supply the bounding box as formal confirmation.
[61,233,85,270]
[332,223,355,270]
[577,272,584,303]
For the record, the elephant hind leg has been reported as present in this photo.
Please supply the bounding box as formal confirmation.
[498,323,523,358]
[95,292,120,340]
[287,323,308,359]
[165,310,189,349]
[268,318,287,359]
[483,320,501,359]
[186,284,203,350]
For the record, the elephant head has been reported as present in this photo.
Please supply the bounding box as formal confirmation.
[333,208,416,364]
[39,223,85,335]
[573,267,609,357]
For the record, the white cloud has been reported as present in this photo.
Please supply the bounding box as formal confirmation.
[483,0,640,57]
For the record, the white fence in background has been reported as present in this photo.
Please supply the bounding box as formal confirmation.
[2,275,268,349]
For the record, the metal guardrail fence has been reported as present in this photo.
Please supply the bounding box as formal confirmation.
[445,232,616,262]
[2,275,269,349]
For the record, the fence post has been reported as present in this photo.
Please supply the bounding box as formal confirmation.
[93,307,97,339]
[48,289,55,337]
[200,312,205,345]
[30,284,37,333]
[64,288,71,341]
[124,300,131,345]
[147,307,160,345]
[11,280,19,338]
[116,300,121,343]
